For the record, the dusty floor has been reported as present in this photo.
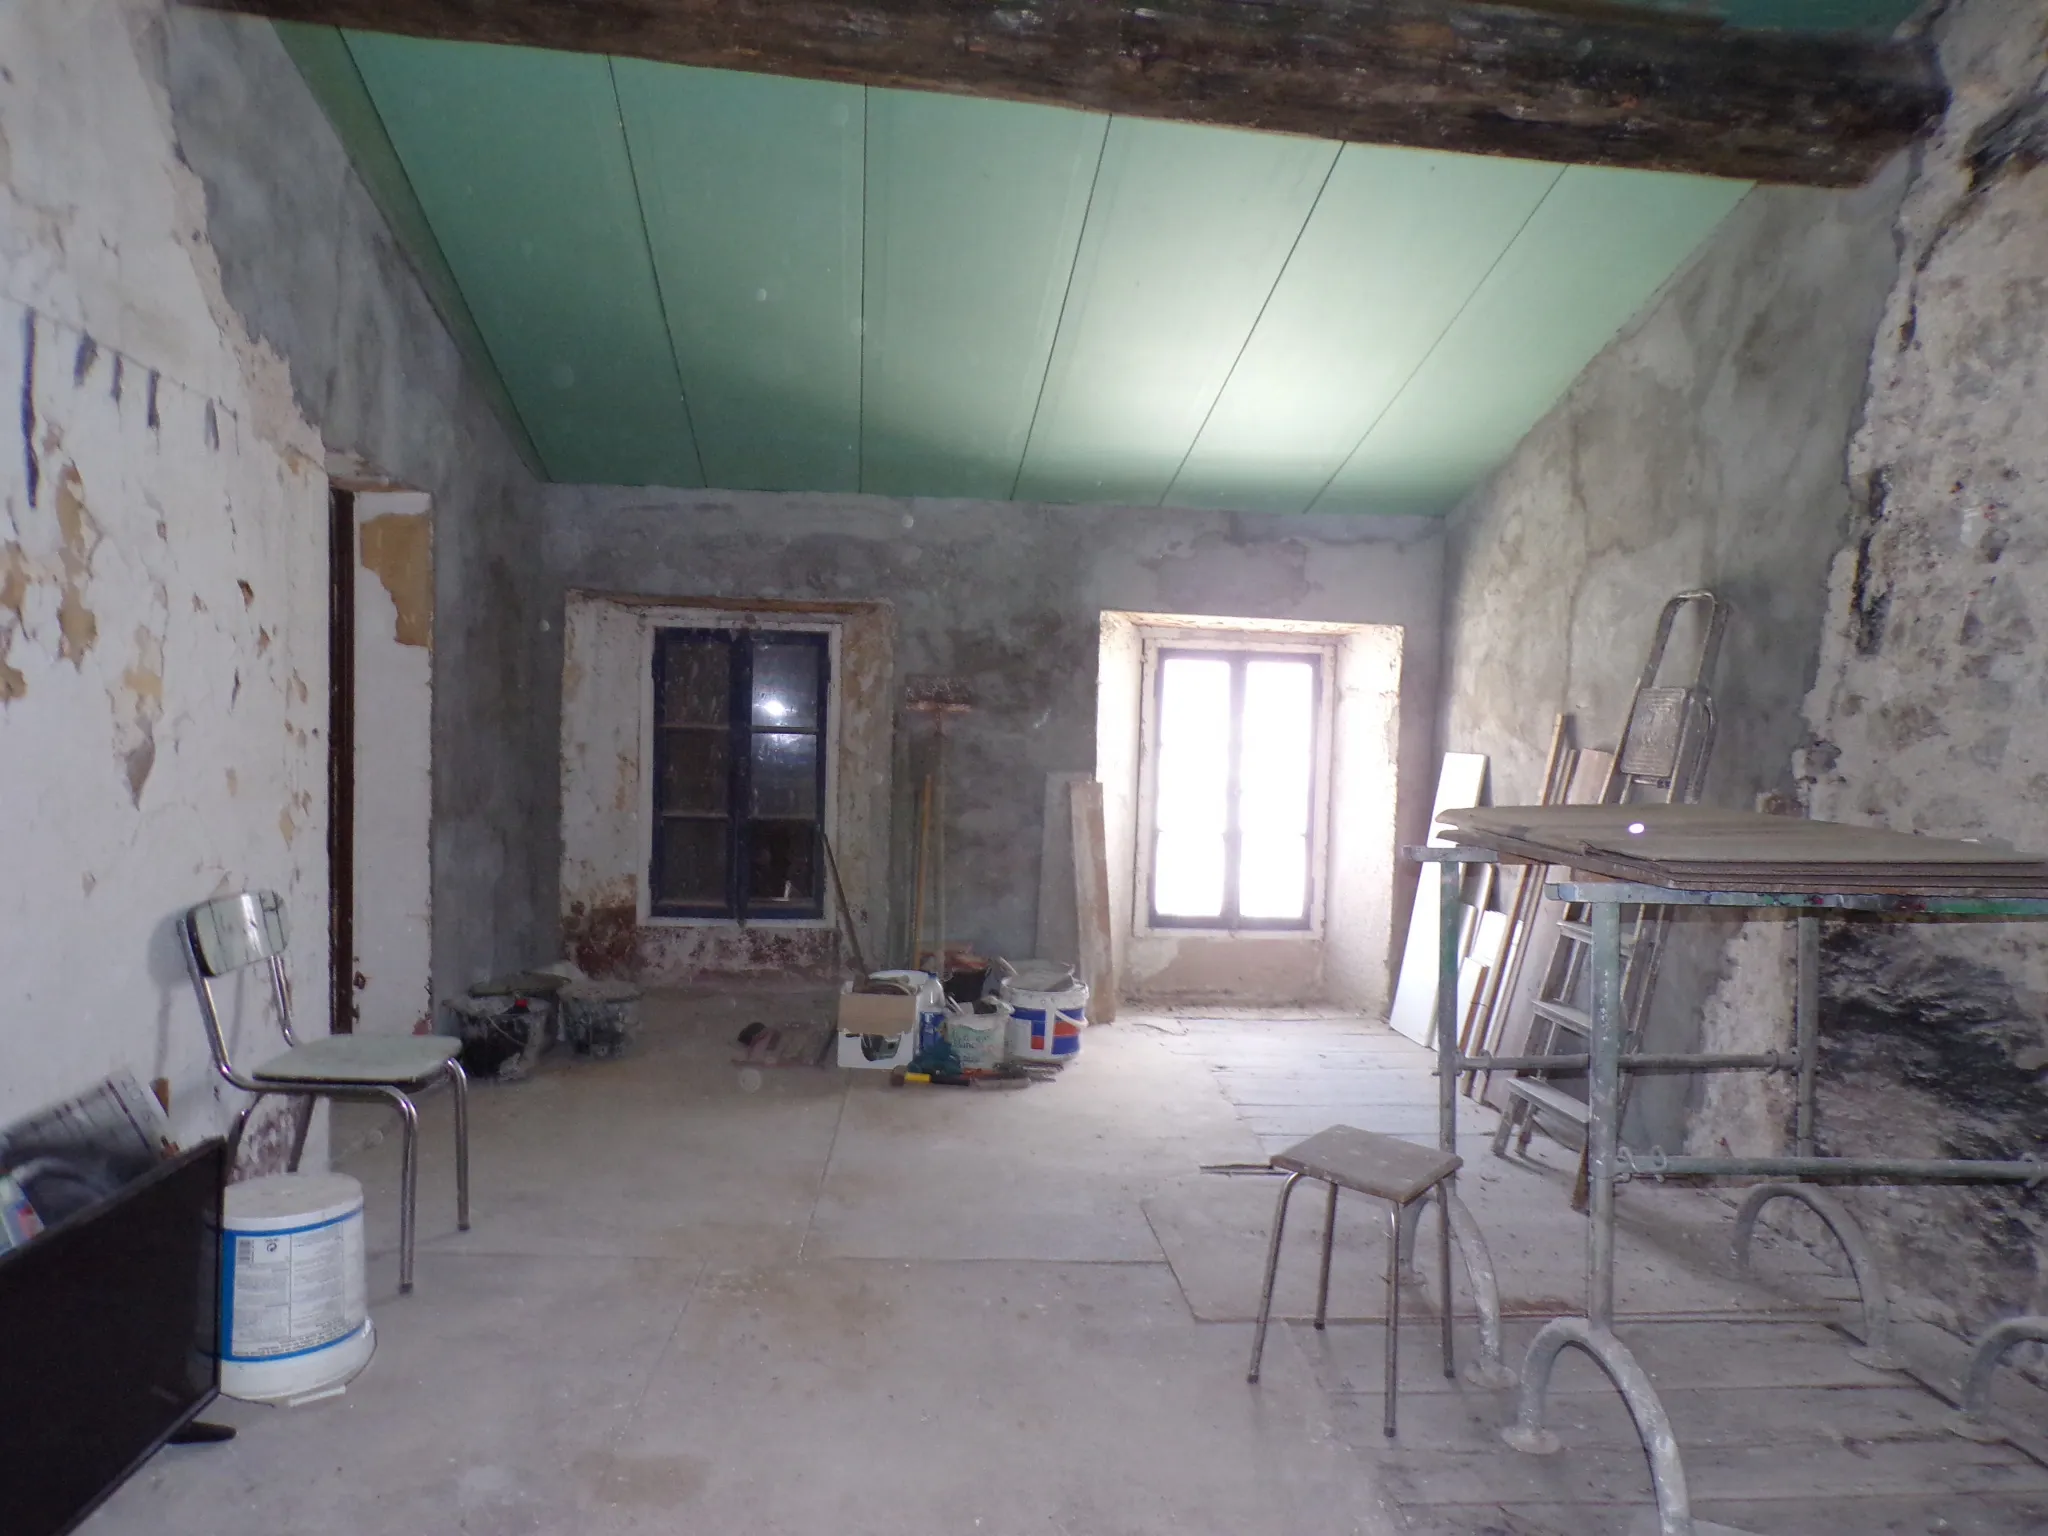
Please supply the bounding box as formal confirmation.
[87,993,2048,1535]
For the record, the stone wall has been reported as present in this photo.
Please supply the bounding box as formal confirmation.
[1439,160,1908,1144]
[545,487,1442,998]
[1699,0,2048,1331]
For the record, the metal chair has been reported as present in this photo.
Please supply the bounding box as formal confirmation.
[182,890,469,1293]
[1245,1124,1462,1438]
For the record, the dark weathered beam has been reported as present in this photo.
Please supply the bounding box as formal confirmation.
[197,0,1945,186]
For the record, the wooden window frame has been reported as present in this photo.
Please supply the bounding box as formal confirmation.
[648,626,831,923]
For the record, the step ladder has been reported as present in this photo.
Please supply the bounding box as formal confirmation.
[1492,592,1728,1173]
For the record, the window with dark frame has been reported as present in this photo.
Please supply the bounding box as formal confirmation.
[1147,646,1321,931]
[650,628,830,921]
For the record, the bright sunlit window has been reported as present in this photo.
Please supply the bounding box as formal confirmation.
[1148,647,1320,929]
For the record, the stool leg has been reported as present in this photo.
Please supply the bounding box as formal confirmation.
[1314,1180,1339,1330]
[1247,1170,1306,1384]
[1383,1201,1402,1438]
[1437,1182,1455,1378]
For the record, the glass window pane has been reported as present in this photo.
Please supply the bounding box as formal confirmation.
[655,818,728,907]
[1155,656,1230,835]
[659,637,730,726]
[751,639,823,728]
[747,821,820,909]
[751,733,820,819]
[1240,659,1314,838]
[1154,830,1225,919]
[658,728,728,815]
[1239,833,1308,921]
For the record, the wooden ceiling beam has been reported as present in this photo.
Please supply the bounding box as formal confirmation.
[194,0,1944,187]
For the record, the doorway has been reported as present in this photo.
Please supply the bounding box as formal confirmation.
[328,485,435,1035]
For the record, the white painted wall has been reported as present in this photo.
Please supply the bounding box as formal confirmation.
[350,489,432,1034]
[0,1,330,1161]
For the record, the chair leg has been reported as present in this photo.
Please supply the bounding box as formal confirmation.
[1383,1202,1402,1439]
[285,1095,315,1174]
[225,1095,261,1179]
[1247,1170,1306,1385]
[384,1089,421,1294]
[446,1058,471,1232]
[1436,1184,1456,1378]
[1314,1180,1339,1331]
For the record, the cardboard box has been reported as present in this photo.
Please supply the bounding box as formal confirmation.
[836,991,920,1070]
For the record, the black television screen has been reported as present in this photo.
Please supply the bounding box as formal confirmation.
[0,1138,225,1536]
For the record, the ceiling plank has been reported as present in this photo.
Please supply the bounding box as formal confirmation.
[862,94,1106,500]
[196,0,1941,187]
[348,32,704,485]
[616,62,865,492]
[1312,164,1749,516]
[1012,119,1336,507]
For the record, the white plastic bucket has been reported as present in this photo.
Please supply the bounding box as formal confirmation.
[1002,981,1088,1062]
[220,1172,374,1405]
[947,1001,1010,1071]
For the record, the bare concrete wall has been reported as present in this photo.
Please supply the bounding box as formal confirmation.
[161,8,559,1003]
[544,489,1442,977]
[1437,161,1909,1147]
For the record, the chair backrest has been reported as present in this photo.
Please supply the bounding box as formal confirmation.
[182,891,296,1085]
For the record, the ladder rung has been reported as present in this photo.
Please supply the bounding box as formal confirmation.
[1557,919,1638,950]
[1505,1077,1591,1125]
[1532,999,1591,1033]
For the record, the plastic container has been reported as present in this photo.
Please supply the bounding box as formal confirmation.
[220,1172,374,1405]
[870,970,949,1057]
[946,1000,1010,1071]
[1001,979,1088,1062]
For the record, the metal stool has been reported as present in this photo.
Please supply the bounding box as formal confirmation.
[1245,1125,1462,1437]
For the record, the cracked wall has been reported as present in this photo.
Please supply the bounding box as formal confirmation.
[546,488,1442,989]
[0,1,328,1161]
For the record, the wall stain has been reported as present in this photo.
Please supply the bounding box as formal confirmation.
[564,899,637,977]
[53,464,99,663]
[112,613,165,806]
[19,311,36,507]
[0,540,27,702]
[357,511,432,648]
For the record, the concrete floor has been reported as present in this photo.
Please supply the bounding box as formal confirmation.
[87,993,2048,1535]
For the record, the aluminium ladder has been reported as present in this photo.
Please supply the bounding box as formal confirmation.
[1491,592,1728,1172]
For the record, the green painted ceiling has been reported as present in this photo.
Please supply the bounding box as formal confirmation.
[281,25,1789,516]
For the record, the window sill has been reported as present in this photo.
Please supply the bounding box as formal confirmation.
[641,913,835,930]
[1132,925,1323,943]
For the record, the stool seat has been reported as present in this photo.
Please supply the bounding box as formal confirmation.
[1272,1126,1460,1204]
[1247,1122,1464,1439]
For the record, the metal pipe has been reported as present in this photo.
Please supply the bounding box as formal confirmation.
[1502,1318,1694,1536]
[1382,1202,1401,1438]
[1796,913,1820,1157]
[1588,900,1623,1329]
[1621,1151,2047,1183]
[1246,1171,1306,1384]
[1437,857,1462,1154]
[1449,1051,1793,1075]
[1314,1179,1338,1331]
[1732,1183,1900,1369]
[1394,1191,1513,1388]
[1951,1315,2048,1442]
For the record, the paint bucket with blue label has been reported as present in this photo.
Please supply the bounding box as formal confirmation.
[1002,981,1088,1062]
[220,1172,374,1406]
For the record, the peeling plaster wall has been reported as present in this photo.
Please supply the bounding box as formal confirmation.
[0,1,328,1161]
[1696,0,2048,1334]
[1438,158,1909,1147]
[545,490,1442,983]
[161,8,558,1003]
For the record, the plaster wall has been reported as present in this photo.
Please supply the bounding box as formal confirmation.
[350,489,433,1034]
[545,489,1442,985]
[162,8,559,1004]
[1695,0,2048,1333]
[1438,157,1909,1145]
[0,1,328,1166]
